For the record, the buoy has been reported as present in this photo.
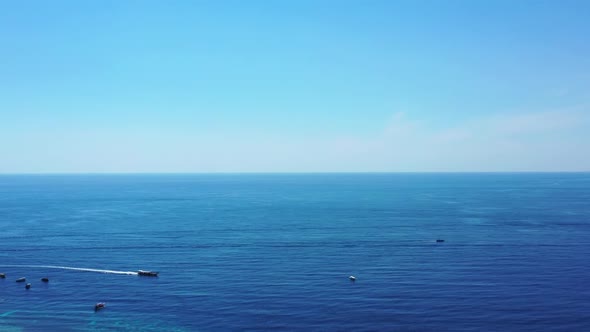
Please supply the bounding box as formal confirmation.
[349,276,356,281]
[41,277,49,282]
[25,283,31,289]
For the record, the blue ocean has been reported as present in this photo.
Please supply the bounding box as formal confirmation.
[0,173,589,331]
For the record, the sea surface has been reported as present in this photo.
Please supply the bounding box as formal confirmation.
[0,173,589,331]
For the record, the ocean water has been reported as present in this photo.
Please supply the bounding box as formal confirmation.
[0,173,589,331]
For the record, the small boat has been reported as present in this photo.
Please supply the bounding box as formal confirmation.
[349,276,356,281]
[16,277,26,282]
[138,270,159,277]
[25,283,31,289]
[41,277,49,282]
[94,303,106,311]
[0,273,5,278]
[436,239,445,243]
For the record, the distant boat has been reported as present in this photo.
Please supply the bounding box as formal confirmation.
[349,276,356,281]
[16,277,26,282]
[41,277,49,282]
[25,283,31,289]
[138,270,158,277]
[94,303,105,311]
[436,239,445,243]
[0,273,5,278]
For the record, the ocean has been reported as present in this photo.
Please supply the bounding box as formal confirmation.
[0,173,589,331]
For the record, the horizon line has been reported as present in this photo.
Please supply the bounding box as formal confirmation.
[0,171,589,175]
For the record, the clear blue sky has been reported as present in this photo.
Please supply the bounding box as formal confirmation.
[1,0,589,172]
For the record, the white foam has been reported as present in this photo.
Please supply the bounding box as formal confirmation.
[0,265,138,275]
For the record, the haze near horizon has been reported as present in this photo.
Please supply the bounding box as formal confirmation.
[1,0,589,173]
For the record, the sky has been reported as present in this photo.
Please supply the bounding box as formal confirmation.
[0,0,589,173]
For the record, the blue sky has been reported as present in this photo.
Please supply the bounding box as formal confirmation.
[1,0,589,172]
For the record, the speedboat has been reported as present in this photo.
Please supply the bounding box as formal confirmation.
[95,303,105,311]
[138,270,158,277]
[16,277,26,282]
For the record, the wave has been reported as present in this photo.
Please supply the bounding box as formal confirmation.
[0,265,138,275]
[0,310,17,317]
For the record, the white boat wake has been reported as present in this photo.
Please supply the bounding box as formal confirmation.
[0,265,138,275]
